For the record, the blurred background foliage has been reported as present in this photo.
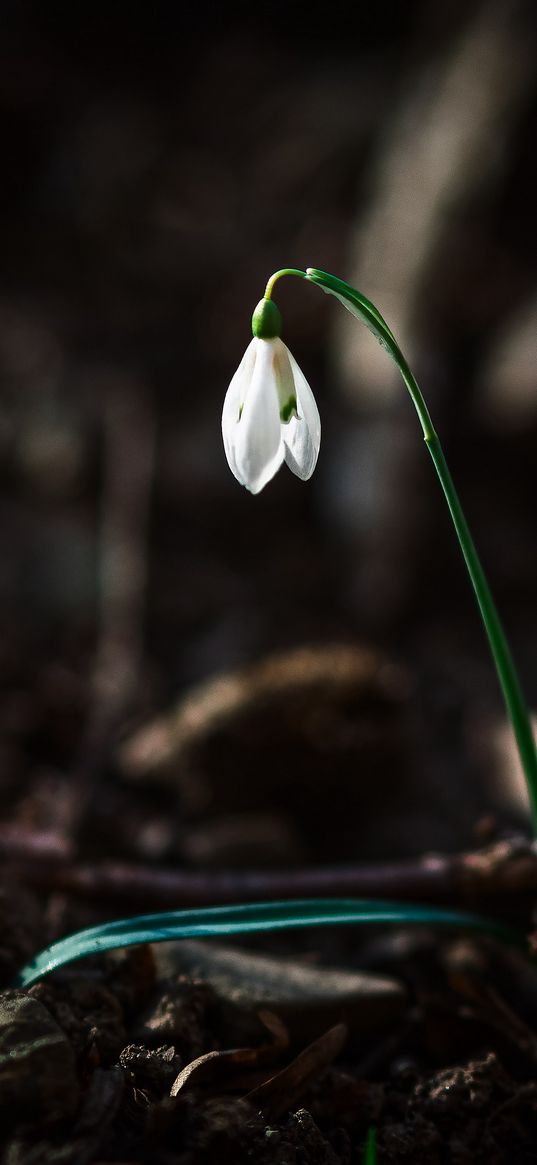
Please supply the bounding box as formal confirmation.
[1,0,537,862]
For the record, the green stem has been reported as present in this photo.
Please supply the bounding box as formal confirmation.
[270,267,537,833]
[264,268,307,299]
[397,355,537,830]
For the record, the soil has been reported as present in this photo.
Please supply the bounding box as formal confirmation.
[2,652,537,1164]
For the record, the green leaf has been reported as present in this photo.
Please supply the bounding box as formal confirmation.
[306,268,398,351]
[15,897,525,988]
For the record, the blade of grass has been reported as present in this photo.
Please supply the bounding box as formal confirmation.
[363,1126,377,1165]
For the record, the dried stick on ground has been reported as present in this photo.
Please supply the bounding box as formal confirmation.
[4,837,537,912]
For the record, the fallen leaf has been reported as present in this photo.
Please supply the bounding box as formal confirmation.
[169,1009,289,1097]
[246,1022,348,1120]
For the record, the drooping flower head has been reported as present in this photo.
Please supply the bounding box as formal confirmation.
[222,296,320,493]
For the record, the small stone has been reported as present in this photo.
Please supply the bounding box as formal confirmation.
[153,940,406,1045]
[31,978,126,1061]
[119,1043,182,1095]
[0,990,79,1128]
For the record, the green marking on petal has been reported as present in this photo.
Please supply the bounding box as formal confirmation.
[280,395,298,423]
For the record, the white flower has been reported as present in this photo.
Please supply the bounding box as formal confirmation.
[222,335,321,494]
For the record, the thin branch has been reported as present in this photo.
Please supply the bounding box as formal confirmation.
[4,837,537,911]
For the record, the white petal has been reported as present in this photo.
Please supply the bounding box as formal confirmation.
[232,338,284,494]
[282,348,321,480]
[222,338,257,484]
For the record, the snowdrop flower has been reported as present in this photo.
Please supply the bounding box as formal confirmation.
[222,297,320,494]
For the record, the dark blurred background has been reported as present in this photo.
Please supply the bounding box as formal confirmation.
[2,0,537,879]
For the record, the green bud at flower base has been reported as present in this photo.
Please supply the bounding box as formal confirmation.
[251,297,282,339]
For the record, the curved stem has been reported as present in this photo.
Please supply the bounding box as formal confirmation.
[264,268,307,299]
[302,267,537,833]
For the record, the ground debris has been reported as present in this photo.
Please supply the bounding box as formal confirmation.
[119,1043,182,1097]
[0,991,79,1130]
[378,1052,537,1163]
[118,644,405,780]
[275,1108,343,1165]
[247,1023,348,1120]
[154,939,406,1046]
[415,1052,523,1119]
[133,975,219,1059]
[4,932,537,1163]
[30,977,127,1061]
[378,1113,442,1164]
[169,1009,288,1097]
[4,1067,124,1165]
[117,644,414,862]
